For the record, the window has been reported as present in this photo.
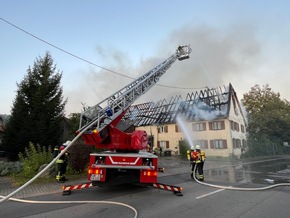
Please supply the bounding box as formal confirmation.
[158,125,168,133]
[192,122,206,131]
[241,125,245,133]
[158,140,169,149]
[209,121,225,130]
[233,139,241,149]
[230,121,234,130]
[213,122,221,130]
[237,139,241,148]
[230,121,241,132]
[210,140,227,149]
[234,122,239,131]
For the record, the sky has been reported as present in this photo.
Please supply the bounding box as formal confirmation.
[1,0,290,116]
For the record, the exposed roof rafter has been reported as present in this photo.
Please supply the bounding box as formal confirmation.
[122,84,232,126]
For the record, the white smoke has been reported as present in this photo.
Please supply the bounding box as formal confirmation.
[64,23,265,115]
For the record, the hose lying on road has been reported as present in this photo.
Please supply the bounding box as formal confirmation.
[0,120,138,218]
[0,124,88,203]
[0,195,138,218]
[193,164,290,191]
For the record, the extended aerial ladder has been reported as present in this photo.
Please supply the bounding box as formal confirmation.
[78,45,191,151]
[76,45,191,188]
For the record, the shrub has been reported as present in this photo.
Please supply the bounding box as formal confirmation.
[68,141,94,173]
[0,161,21,176]
[179,140,189,159]
[18,142,53,178]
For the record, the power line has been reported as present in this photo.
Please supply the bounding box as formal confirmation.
[0,17,205,90]
[0,18,131,79]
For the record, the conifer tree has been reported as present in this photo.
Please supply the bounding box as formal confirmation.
[2,52,67,160]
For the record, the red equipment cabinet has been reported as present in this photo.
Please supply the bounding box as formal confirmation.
[88,151,158,186]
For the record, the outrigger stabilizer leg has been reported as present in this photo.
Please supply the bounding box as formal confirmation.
[62,182,93,195]
[151,183,183,196]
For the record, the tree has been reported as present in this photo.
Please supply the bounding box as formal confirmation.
[65,112,95,172]
[67,113,81,138]
[242,84,290,156]
[2,52,67,160]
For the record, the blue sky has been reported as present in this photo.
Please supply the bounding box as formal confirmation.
[1,0,290,115]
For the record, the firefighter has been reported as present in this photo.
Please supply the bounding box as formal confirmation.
[187,145,197,179]
[195,145,206,181]
[55,141,70,183]
[147,144,151,153]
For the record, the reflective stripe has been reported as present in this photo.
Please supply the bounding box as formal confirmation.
[56,159,64,163]
[201,151,206,161]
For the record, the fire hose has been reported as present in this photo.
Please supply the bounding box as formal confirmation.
[0,120,138,218]
[192,163,290,191]
[0,195,138,218]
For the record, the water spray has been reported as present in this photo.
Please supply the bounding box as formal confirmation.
[176,112,290,191]
[176,115,194,147]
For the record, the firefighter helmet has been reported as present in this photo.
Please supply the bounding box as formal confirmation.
[195,145,201,149]
[190,145,195,150]
[63,140,71,146]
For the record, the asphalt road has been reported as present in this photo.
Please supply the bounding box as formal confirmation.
[1,156,290,218]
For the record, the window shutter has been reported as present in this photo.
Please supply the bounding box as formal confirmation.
[165,126,168,133]
[203,123,206,130]
[175,125,179,132]
[223,140,227,149]
[158,128,160,133]
[221,121,225,129]
[166,141,169,148]
[209,122,213,130]
[210,140,214,149]
[157,141,160,147]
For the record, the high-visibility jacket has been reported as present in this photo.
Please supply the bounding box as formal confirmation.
[200,151,206,161]
[187,150,191,160]
[53,147,59,158]
[56,159,65,164]
[55,149,68,164]
[187,150,197,162]
[195,150,206,163]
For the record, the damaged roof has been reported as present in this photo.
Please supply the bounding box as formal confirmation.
[122,83,237,126]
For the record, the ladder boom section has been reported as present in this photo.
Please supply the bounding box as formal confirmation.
[78,45,191,134]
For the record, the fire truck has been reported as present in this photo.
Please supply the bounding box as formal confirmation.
[76,45,192,187]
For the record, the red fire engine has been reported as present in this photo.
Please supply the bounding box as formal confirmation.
[76,45,191,187]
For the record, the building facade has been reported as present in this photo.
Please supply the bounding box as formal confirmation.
[123,83,247,158]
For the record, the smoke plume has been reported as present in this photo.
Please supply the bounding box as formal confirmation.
[64,23,265,115]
